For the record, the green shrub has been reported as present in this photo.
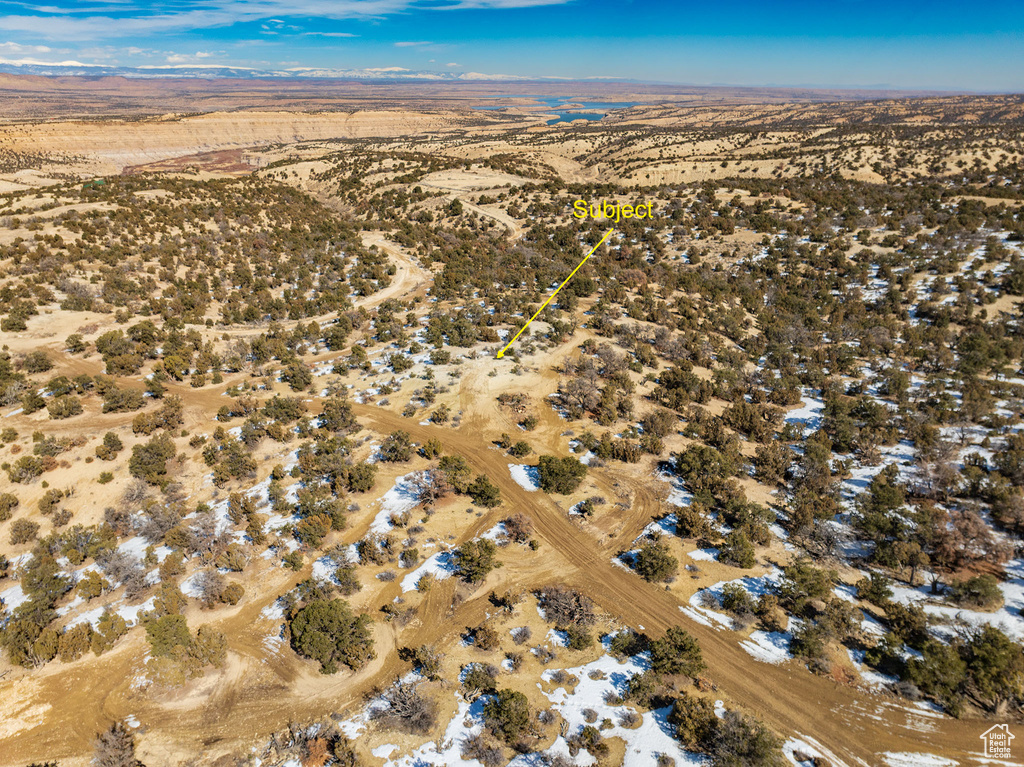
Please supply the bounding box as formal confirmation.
[950,574,1003,610]
[454,539,500,583]
[650,626,705,677]
[9,518,39,545]
[711,710,786,767]
[508,441,531,457]
[537,455,587,494]
[379,430,414,462]
[462,663,498,697]
[483,689,531,744]
[0,492,19,522]
[855,572,893,606]
[96,431,124,461]
[721,583,757,616]
[47,395,83,419]
[633,538,678,582]
[145,614,192,657]
[128,433,176,484]
[289,599,375,674]
[22,351,53,374]
[65,334,86,353]
[668,692,718,749]
[468,474,502,507]
[719,530,756,569]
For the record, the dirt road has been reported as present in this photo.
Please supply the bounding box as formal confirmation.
[350,404,996,767]
[415,174,524,239]
[357,232,433,307]
[0,351,995,767]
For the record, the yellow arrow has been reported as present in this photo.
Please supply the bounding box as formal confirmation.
[496,228,614,359]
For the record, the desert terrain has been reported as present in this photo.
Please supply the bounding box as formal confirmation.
[0,79,1023,767]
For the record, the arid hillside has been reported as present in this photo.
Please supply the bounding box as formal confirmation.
[1,94,1023,767]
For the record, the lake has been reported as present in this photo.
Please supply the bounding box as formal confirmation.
[473,95,646,124]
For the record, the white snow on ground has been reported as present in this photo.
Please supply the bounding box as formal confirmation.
[539,648,705,767]
[69,597,157,629]
[180,572,203,598]
[687,547,719,561]
[701,570,785,602]
[369,473,424,534]
[57,595,84,616]
[124,715,140,728]
[480,522,508,542]
[335,643,703,767]
[783,734,851,767]
[679,602,732,630]
[579,451,597,465]
[740,630,792,665]
[684,571,797,662]
[117,597,155,626]
[263,632,284,654]
[546,629,568,647]
[66,605,107,629]
[0,583,28,615]
[880,753,958,767]
[639,514,677,541]
[655,467,693,508]
[785,389,825,436]
[887,558,1024,641]
[117,536,151,561]
[400,550,457,592]
[260,599,286,621]
[311,555,336,582]
[840,440,917,501]
[264,510,298,531]
[379,697,486,767]
[508,464,540,492]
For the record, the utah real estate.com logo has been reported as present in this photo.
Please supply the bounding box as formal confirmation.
[980,724,1014,759]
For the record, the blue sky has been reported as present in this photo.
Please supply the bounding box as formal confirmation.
[0,0,1021,90]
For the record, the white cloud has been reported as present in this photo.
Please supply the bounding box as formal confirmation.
[166,51,219,63]
[446,61,460,67]
[0,1,573,42]
[303,31,358,37]
[0,41,51,53]
[394,41,431,47]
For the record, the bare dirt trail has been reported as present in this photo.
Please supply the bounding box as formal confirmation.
[198,233,432,340]
[414,174,524,240]
[0,344,990,767]
[350,403,994,767]
[457,198,522,240]
[358,231,433,307]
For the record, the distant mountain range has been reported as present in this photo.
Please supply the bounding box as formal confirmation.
[0,60,619,82]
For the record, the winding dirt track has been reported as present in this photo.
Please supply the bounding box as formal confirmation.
[357,232,434,307]
[349,405,993,767]
[0,262,994,767]
[0,383,993,766]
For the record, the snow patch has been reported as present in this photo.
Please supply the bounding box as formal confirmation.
[508,464,540,492]
[880,753,958,767]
